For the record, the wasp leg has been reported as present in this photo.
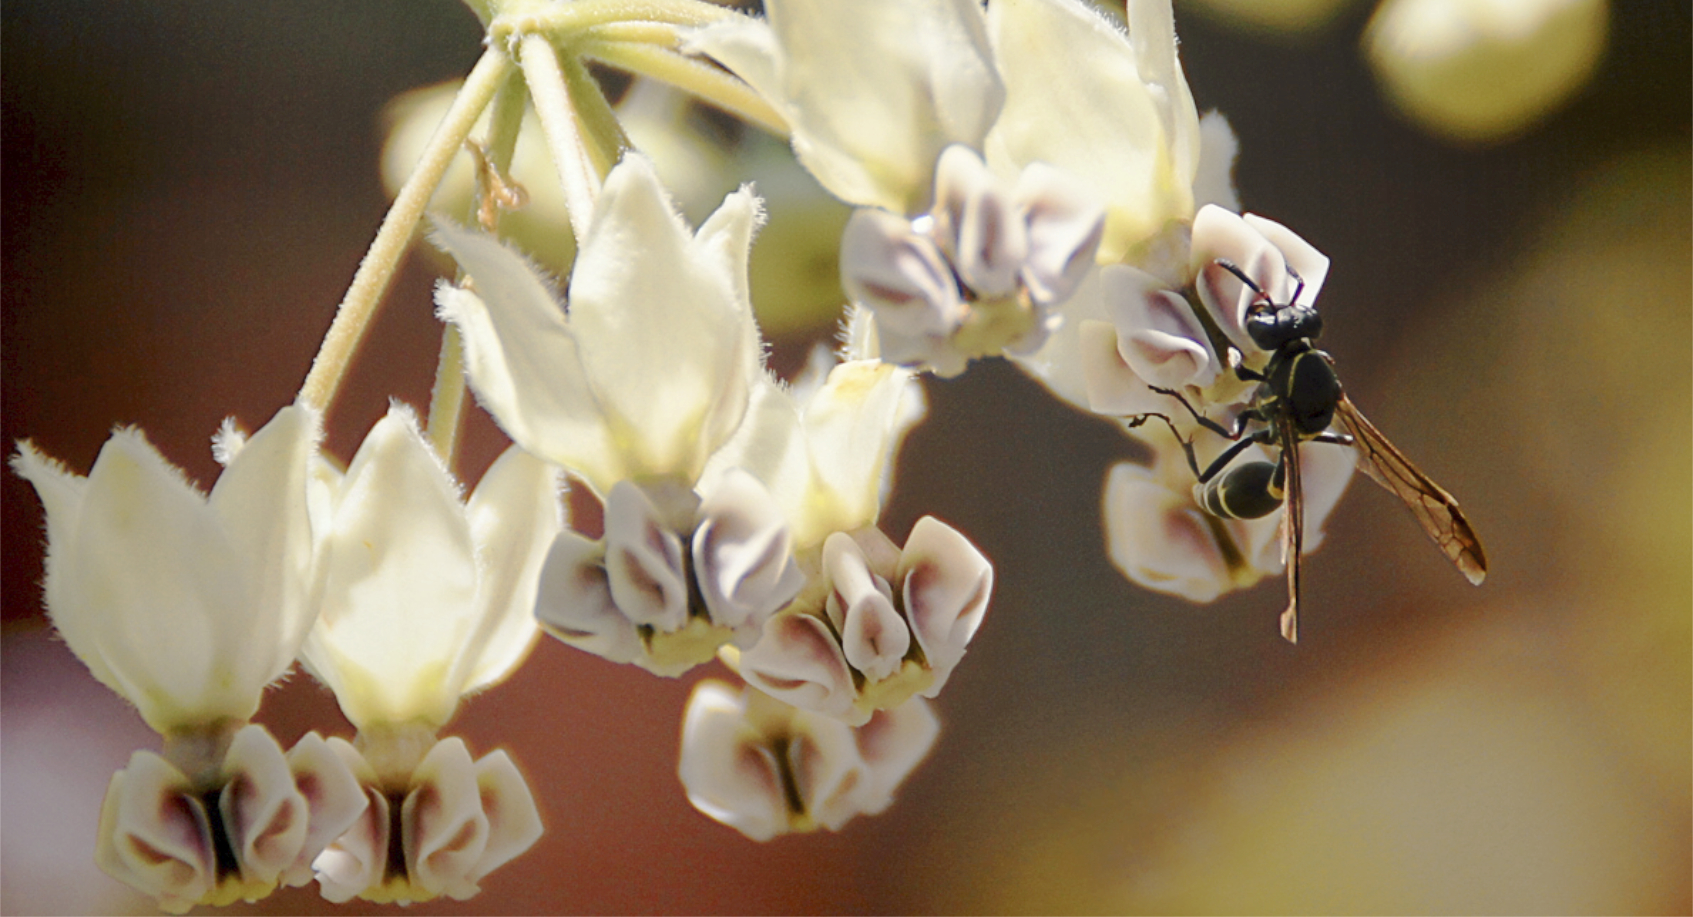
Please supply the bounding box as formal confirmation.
[1149,386,1260,441]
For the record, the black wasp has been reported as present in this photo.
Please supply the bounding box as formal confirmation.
[1139,258,1487,643]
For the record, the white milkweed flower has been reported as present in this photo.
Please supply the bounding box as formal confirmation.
[677,680,940,841]
[1103,432,1356,602]
[840,144,1106,376]
[10,406,367,910]
[436,154,804,677]
[688,0,1005,215]
[1091,206,1359,602]
[295,404,554,904]
[984,0,1243,407]
[703,347,925,554]
[434,152,763,504]
[730,520,993,726]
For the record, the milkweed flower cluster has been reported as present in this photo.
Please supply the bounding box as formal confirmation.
[10,0,1396,909]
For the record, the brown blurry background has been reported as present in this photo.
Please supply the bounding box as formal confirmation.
[3,1,1688,914]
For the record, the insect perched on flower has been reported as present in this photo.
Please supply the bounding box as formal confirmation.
[1139,257,1487,642]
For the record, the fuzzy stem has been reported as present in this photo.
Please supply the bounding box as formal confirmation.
[426,75,530,463]
[520,35,606,243]
[579,30,789,136]
[297,47,512,414]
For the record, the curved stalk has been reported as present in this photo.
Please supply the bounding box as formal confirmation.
[298,46,512,414]
[579,30,789,137]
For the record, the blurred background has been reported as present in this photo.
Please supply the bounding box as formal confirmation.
[3,0,1687,913]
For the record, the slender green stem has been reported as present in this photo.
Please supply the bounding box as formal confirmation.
[580,31,789,137]
[559,48,633,177]
[521,35,610,242]
[297,47,512,414]
[427,75,530,464]
[491,0,736,45]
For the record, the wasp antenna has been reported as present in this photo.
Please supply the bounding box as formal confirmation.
[1214,258,1269,302]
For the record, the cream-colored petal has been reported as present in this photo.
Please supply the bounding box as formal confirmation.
[1193,111,1241,213]
[467,750,544,885]
[602,480,689,634]
[404,737,489,901]
[9,441,119,694]
[986,0,1187,262]
[692,468,805,644]
[1103,460,1233,602]
[280,732,369,888]
[852,696,941,815]
[795,360,922,547]
[1007,264,1110,410]
[94,751,214,914]
[69,428,245,732]
[431,227,620,491]
[678,680,789,842]
[695,0,1003,213]
[898,517,992,694]
[1191,204,1283,353]
[301,406,478,730]
[699,373,811,539]
[460,446,561,695]
[568,155,762,484]
[738,611,859,723]
[218,724,309,887]
[534,530,646,666]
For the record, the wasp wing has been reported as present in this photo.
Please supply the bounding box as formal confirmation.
[1335,397,1487,584]
[1277,417,1304,644]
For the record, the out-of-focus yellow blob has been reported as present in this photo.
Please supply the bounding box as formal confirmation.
[1364,0,1608,143]
[1181,0,1362,37]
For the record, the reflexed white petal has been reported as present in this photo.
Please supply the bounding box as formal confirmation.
[569,155,762,484]
[432,225,619,490]
[692,0,1003,213]
[932,144,1026,299]
[678,680,789,842]
[1077,319,1171,417]
[1125,0,1202,192]
[281,732,369,888]
[824,532,909,683]
[602,480,689,633]
[1191,204,1283,353]
[460,446,561,695]
[302,406,478,730]
[467,750,544,886]
[1104,265,1219,389]
[403,738,489,901]
[533,530,644,665]
[1103,461,1232,602]
[692,468,805,644]
[67,427,243,732]
[840,208,964,340]
[94,750,213,914]
[10,441,117,694]
[852,697,941,815]
[204,406,320,698]
[986,0,1191,262]
[738,611,858,722]
[898,517,992,694]
[1015,161,1108,305]
[218,724,309,887]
